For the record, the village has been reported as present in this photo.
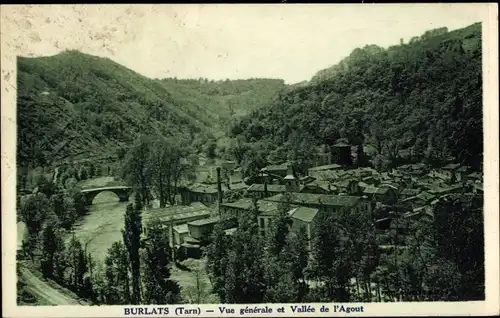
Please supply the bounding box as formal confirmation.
[141,142,484,261]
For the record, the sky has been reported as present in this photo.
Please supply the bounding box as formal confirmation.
[1,4,490,84]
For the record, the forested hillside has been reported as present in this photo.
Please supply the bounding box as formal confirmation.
[17,51,285,168]
[159,78,286,127]
[229,23,483,172]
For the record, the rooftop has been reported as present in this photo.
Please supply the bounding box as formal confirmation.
[401,188,420,195]
[247,184,286,193]
[147,202,208,217]
[333,142,350,148]
[158,210,211,223]
[363,187,390,195]
[261,163,288,172]
[173,224,189,234]
[289,206,319,223]
[442,163,461,170]
[220,198,254,210]
[188,217,220,227]
[308,164,343,172]
[220,198,283,215]
[264,193,362,208]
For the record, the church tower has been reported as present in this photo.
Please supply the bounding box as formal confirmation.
[284,164,300,193]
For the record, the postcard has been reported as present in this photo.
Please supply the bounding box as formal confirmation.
[1,3,499,317]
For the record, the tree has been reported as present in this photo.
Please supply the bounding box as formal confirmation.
[51,193,77,229]
[142,222,181,304]
[149,136,196,207]
[104,241,131,304]
[122,199,143,304]
[283,227,309,299]
[205,223,232,302]
[432,194,484,300]
[121,135,152,205]
[287,133,316,175]
[19,193,52,259]
[264,226,309,303]
[204,140,217,159]
[308,209,352,302]
[40,214,66,279]
[224,202,266,303]
[67,234,88,293]
[266,192,292,256]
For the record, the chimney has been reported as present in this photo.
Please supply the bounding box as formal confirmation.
[264,178,268,197]
[286,164,294,178]
[216,167,223,216]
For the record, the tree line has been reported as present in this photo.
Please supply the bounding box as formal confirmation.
[205,191,483,303]
[225,23,482,175]
[17,134,199,304]
[18,172,183,304]
[120,134,198,208]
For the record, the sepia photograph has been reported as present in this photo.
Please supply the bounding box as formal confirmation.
[1,3,499,317]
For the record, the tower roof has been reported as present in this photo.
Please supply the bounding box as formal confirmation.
[284,164,297,180]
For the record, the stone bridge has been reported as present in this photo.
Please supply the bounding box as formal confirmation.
[81,186,134,206]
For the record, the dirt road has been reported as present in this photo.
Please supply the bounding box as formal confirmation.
[19,266,82,305]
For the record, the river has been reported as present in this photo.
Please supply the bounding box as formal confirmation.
[69,191,129,262]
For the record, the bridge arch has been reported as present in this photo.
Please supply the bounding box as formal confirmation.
[81,186,134,206]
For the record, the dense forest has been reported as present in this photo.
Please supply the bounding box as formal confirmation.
[228,23,482,174]
[17,51,285,168]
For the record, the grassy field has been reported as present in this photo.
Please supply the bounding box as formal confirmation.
[173,258,220,304]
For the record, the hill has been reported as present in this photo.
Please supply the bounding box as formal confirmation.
[228,22,483,174]
[17,51,285,168]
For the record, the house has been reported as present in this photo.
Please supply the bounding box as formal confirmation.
[246,183,287,199]
[400,196,428,211]
[313,170,340,182]
[455,166,470,182]
[308,164,343,178]
[362,176,379,186]
[336,179,360,195]
[257,200,285,236]
[158,209,212,226]
[403,206,434,221]
[428,184,464,196]
[179,236,202,259]
[221,160,237,171]
[374,217,392,232]
[173,224,190,247]
[188,217,220,241]
[219,198,255,220]
[467,171,483,183]
[362,186,397,204]
[472,183,483,194]
[146,202,212,227]
[219,198,287,223]
[311,145,333,167]
[358,181,370,191]
[380,172,392,181]
[260,163,289,179]
[299,175,316,185]
[178,183,219,205]
[299,183,330,195]
[400,188,421,200]
[263,192,372,216]
[440,163,461,180]
[288,206,320,250]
